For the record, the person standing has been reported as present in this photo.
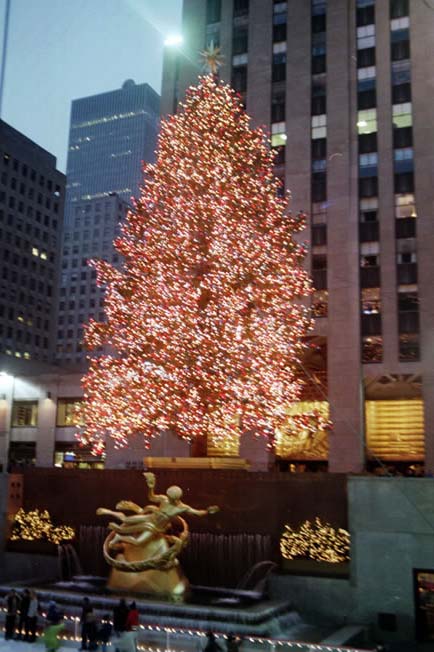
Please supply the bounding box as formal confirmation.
[80,596,93,650]
[125,601,139,631]
[17,588,30,639]
[98,614,113,652]
[113,598,128,636]
[25,590,39,642]
[4,588,19,640]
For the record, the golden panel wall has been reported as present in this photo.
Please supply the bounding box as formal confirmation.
[365,399,425,460]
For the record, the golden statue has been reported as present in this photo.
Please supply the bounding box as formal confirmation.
[97,472,219,596]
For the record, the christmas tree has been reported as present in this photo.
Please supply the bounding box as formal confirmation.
[79,74,316,455]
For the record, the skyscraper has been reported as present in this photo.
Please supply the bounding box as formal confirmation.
[0,120,65,363]
[58,80,160,365]
[161,0,434,474]
[66,80,160,205]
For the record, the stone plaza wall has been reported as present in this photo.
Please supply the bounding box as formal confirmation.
[270,477,434,643]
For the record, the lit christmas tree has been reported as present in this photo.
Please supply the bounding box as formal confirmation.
[79,72,320,455]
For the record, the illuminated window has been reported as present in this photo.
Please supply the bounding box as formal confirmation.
[365,398,424,459]
[361,288,381,314]
[312,290,328,318]
[392,102,412,128]
[362,336,382,363]
[12,401,38,427]
[357,109,377,134]
[32,247,39,257]
[275,401,330,460]
[312,114,327,139]
[395,193,416,218]
[56,398,83,427]
[271,122,287,147]
[357,24,375,49]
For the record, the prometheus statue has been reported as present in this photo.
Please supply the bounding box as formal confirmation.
[97,472,219,596]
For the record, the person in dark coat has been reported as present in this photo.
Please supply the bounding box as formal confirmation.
[4,589,19,640]
[47,600,60,625]
[204,631,223,652]
[226,633,242,652]
[80,597,93,650]
[17,588,30,639]
[98,614,113,652]
[113,598,129,635]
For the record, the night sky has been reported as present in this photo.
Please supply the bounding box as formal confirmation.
[0,0,183,172]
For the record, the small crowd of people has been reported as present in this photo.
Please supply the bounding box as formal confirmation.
[4,589,243,652]
[4,588,39,643]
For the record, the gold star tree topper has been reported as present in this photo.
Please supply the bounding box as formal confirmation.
[200,43,224,75]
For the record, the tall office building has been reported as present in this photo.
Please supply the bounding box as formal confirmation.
[59,80,160,365]
[66,80,160,205]
[162,0,434,473]
[56,194,129,366]
[0,120,65,363]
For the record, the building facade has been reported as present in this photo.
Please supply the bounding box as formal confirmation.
[66,80,160,205]
[56,194,130,367]
[161,0,434,473]
[0,120,65,364]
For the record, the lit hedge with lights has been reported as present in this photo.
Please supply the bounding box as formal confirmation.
[280,517,350,563]
[9,508,75,544]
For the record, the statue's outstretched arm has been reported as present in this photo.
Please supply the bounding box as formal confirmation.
[143,472,165,504]
[185,504,220,517]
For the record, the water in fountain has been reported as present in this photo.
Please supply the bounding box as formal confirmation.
[58,543,83,580]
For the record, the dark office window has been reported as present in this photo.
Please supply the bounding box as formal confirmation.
[273,13,287,42]
[312,269,327,290]
[312,224,327,246]
[359,177,378,198]
[359,221,379,242]
[206,0,221,23]
[272,92,285,122]
[392,83,411,104]
[390,0,409,19]
[357,5,375,26]
[393,127,412,149]
[399,334,419,361]
[361,313,382,336]
[312,138,326,160]
[233,27,248,54]
[312,55,326,74]
[312,73,326,97]
[391,39,410,62]
[312,173,327,202]
[361,266,380,287]
[357,47,376,68]
[311,14,326,33]
[312,95,326,115]
[359,132,378,154]
[233,0,249,17]
[358,89,377,110]
[232,66,247,92]
[395,217,416,239]
[397,262,417,284]
[394,172,414,193]
[272,53,286,82]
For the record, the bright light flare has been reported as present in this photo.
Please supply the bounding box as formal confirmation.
[164,34,183,47]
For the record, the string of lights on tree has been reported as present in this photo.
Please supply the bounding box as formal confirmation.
[78,71,330,454]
